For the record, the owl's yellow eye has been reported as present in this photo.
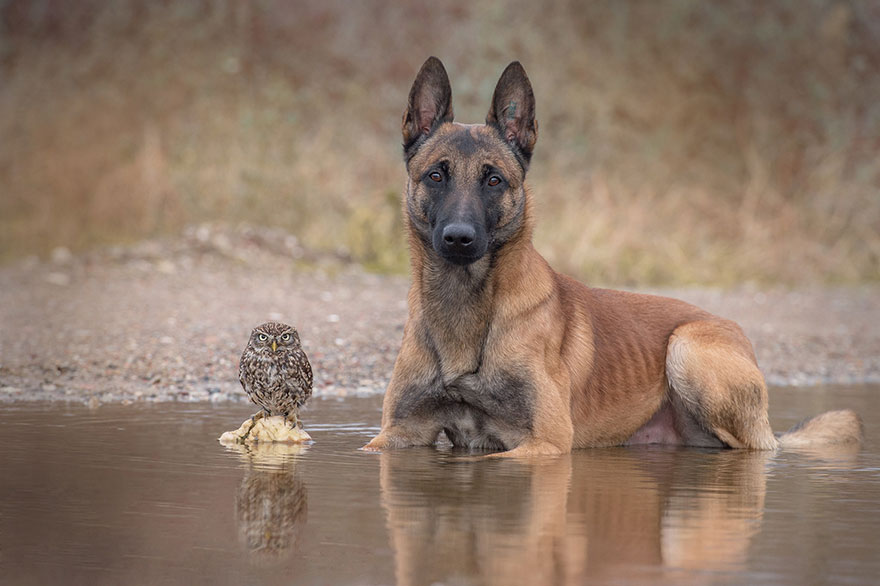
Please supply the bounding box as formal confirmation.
[258,333,268,342]
[281,333,291,341]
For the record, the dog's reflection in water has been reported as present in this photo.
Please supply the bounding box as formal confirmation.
[225,442,308,564]
[379,446,864,586]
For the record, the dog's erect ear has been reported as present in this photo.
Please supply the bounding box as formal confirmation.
[402,57,454,156]
[486,61,537,166]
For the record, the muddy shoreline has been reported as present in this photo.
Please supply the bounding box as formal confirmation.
[2,232,878,406]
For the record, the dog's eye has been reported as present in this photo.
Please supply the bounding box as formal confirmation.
[487,175,502,187]
[428,171,443,183]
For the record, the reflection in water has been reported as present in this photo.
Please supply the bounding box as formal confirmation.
[781,441,862,468]
[381,450,574,586]
[0,394,874,584]
[657,450,766,575]
[224,443,309,564]
[380,448,775,585]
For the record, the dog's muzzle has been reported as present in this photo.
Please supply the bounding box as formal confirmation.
[433,221,487,265]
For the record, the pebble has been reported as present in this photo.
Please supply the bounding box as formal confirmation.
[45,272,70,286]
[156,260,176,274]
[51,247,73,265]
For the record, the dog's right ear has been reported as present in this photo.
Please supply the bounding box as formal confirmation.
[402,57,454,158]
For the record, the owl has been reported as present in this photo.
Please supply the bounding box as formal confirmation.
[239,322,313,423]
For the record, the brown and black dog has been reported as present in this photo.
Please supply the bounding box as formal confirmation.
[364,57,862,456]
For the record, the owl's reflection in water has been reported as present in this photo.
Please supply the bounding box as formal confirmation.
[226,443,309,563]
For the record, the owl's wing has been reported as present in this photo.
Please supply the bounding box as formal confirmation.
[238,353,250,391]
[302,350,313,390]
[293,348,313,397]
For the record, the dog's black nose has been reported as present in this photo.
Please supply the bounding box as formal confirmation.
[442,223,475,249]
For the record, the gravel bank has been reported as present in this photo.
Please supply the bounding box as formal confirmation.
[2,228,878,405]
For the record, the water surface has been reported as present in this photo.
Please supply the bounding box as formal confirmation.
[1,386,877,585]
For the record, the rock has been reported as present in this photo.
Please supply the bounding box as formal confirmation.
[51,247,73,265]
[221,439,309,462]
[156,260,176,274]
[219,415,312,445]
[45,272,70,286]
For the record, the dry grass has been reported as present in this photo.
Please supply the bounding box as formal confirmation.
[1,0,878,285]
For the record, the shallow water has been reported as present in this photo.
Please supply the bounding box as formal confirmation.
[1,386,878,586]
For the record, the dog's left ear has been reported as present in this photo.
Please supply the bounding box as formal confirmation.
[486,61,538,166]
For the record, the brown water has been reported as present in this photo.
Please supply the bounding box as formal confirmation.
[1,386,878,586]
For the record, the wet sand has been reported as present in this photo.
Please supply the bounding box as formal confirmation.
[2,231,878,405]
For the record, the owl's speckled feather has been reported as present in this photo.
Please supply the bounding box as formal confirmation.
[239,322,313,420]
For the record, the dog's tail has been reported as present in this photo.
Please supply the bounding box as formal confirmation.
[776,409,863,448]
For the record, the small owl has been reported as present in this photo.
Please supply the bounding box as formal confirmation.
[239,322,313,424]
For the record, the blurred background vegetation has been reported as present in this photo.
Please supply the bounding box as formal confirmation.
[1,0,878,285]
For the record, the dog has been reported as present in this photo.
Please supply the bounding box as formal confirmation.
[364,57,862,456]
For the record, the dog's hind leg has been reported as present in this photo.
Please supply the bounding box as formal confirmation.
[666,319,778,450]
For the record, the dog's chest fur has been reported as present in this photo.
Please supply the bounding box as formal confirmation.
[439,371,533,450]
[406,263,534,450]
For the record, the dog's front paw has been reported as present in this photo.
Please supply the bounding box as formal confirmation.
[361,424,440,452]
[361,434,389,452]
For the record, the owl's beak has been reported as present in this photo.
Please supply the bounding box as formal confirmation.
[271,340,277,352]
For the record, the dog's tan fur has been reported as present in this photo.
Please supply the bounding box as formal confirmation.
[364,57,862,456]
